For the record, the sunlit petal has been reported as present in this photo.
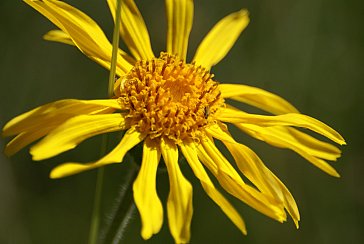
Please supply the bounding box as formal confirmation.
[108,0,154,60]
[50,127,145,178]
[180,140,247,235]
[193,10,249,70]
[24,0,134,75]
[2,99,120,137]
[166,0,194,59]
[219,83,299,114]
[30,114,127,160]
[161,137,193,243]
[198,137,287,222]
[208,123,300,227]
[238,123,341,177]
[218,107,346,145]
[133,138,163,239]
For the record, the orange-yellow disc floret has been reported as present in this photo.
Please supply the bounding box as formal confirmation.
[118,53,224,142]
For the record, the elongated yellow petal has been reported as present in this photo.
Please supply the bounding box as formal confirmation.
[133,138,163,240]
[249,126,341,161]
[3,99,121,137]
[219,84,299,115]
[193,10,249,70]
[270,173,301,228]
[107,0,154,60]
[166,0,193,59]
[3,100,116,155]
[30,114,127,160]
[43,29,74,45]
[238,123,341,177]
[50,127,145,178]
[208,123,300,227]
[218,107,346,145]
[206,123,280,197]
[285,127,341,160]
[24,0,134,75]
[229,143,300,228]
[161,137,193,243]
[180,141,247,235]
[198,137,287,222]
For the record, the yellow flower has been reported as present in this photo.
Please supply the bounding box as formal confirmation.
[3,0,345,242]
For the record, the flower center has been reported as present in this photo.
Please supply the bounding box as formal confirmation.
[118,53,223,142]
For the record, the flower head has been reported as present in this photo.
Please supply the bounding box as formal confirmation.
[3,0,345,242]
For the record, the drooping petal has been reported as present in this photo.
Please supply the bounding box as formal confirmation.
[107,0,154,60]
[238,123,341,177]
[133,138,163,240]
[218,107,346,145]
[269,173,301,228]
[50,127,145,178]
[206,124,279,195]
[180,140,247,235]
[161,137,193,243]
[219,84,299,115]
[243,125,341,161]
[30,114,127,160]
[2,99,121,137]
[166,0,194,59]
[193,10,249,70]
[207,123,300,227]
[284,127,342,160]
[229,143,300,228]
[198,137,287,223]
[24,0,134,76]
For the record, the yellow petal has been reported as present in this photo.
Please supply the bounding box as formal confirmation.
[24,0,134,75]
[229,143,301,228]
[161,137,193,243]
[3,99,121,136]
[43,29,74,45]
[218,107,346,145]
[251,126,341,161]
[238,123,341,177]
[270,173,301,228]
[30,114,127,160]
[180,141,247,235]
[107,0,154,60]
[208,123,300,227]
[50,127,145,178]
[5,129,52,156]
[193,10,249,70]
[207,123,280,197]
[219,83,299,115]
[45,31,126,76]
[133,138,163,240]
[3,99,116,155]
[285,127,341,160]
[166,0,194,59]
[90,56,127,77]
[198,137,287,222]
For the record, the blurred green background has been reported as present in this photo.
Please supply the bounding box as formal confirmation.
[1,0,363,243]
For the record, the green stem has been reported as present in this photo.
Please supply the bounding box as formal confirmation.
[101,163,139,244]
[88,167,105,244]
[88,0,123,243]
[108,0,123,97]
